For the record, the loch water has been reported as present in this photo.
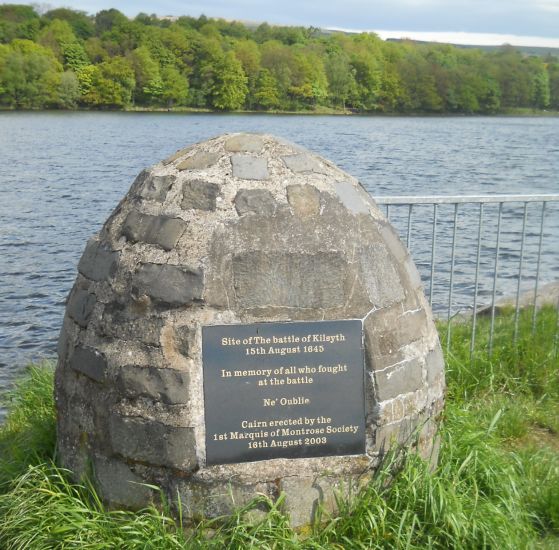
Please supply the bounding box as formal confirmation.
[1,112,558,400]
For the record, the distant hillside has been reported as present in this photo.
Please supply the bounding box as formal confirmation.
[385,38,559,58]
[0,4,558,113]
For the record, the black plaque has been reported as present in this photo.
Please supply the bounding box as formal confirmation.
[202,319,365,465]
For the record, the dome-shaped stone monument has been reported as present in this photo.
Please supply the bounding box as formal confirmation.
[55,133,445,526]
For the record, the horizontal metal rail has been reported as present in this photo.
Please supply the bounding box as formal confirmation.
[377,194,559,360]
[376,194,559,204]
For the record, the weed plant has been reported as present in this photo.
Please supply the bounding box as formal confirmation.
[0,307,557,549]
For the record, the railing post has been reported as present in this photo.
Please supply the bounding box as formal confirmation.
[470,203,484,361]
[513,202,529,344]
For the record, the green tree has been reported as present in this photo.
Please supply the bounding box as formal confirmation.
[94,9,128,35]
[548,61,559,109]
[62,42,89,72]
[0,4,39,43]
[287,50,328,108]
[38,19,77,62]
[254,68,280,109]
[128,45,161,104]
[531,62,550,108]
[234,39,261,108]
[397,47,443,112]
[58,70,80,107]
[0,39,62,108]
[492,46,532,108]
[201,50,247,110]
[43,8,95,40]
[84,37,108,63]
[325,50,356,109]
[82,56,135,108]
[75,64,96,96]
[160,65,189,107]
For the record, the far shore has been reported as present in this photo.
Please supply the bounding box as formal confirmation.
[1,106,558,117]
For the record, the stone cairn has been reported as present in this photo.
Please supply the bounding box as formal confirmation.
[55,133,445,526]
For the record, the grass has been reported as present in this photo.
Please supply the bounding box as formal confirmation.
[0,307,557,549]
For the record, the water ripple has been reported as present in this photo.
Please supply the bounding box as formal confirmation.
[0,112,558,410]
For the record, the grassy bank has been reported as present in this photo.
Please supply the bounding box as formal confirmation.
[0,307,558,549]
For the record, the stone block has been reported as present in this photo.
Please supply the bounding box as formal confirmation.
[373,358,423,401]
[232,251,346,309]
[173,478,275,521]
[133,263,204,306]
[182,180,220,211]
[116,365,189,404]
[380,223,408,262]
[286,184,320,218]
[109,415,196,470]
[225,134,264,153]
[425,346,445,385]
[281,154,327,174]
[404,257,423,289]
[121,211,186,251]
[93,455,154,509]
[67,288,96,327]
[163,146,194,165]
[231,155,269,180]
[358,244,405,307]
[69,345,107,382]
[78,238,119,282]
[279,476,358,527]
[399,309,428,340]
[97,303,163,346]
[177,152,220,171]
[57,316,78,362]
[138,174,176,201]
[234,189,276,216]
[129,169,150,195]
[372,416,422,454]
[333,180,369,214]
[174,325,194,357]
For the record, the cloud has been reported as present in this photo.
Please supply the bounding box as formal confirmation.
[366,30,559,48]
[534,0,559,11]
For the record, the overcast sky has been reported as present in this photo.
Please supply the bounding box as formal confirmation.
[16,0,559,46]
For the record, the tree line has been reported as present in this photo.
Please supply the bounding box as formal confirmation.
[1,4,558,113]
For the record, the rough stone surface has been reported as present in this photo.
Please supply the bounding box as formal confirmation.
[163,146,194,165]
[225,134,264,153]
[425,346,445,386]
[231,154,269,180]
[373,358,423,401]
[232,251,346,309]
[287,184,320,217]
[78,238,119,281]
[138,174,176,201]
[121,211,186,251]
[97,303,163,346]
[282,153,328,174]
[234,189,276,216]
[56,132,445,528]
[177,151,220,171]
[66,288,96,327]
[94,456,154,509]
[174,325,194,357]
[109,416,197,470]
[133,263,204,306]
[69,346,107,382]
[333,180,370,214]
[182,180,219,211]
[116,365,189,404]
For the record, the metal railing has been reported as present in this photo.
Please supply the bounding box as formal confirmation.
[375,194,559,357]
